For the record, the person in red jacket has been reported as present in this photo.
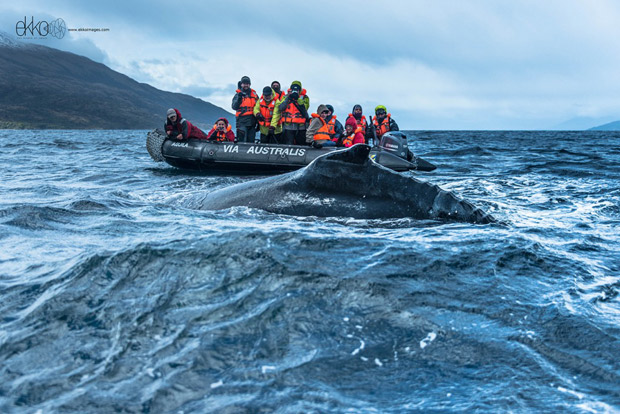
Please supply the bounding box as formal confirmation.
[339,116,366,147]
[207,118,236,142]
[348,104,369,139]
[165,108,208,140]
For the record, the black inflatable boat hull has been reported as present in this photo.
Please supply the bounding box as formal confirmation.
[147,130,435,174]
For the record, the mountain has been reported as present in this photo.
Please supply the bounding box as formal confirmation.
[589,121,620,131]
[550,116,617,131]
[0,32,230,129]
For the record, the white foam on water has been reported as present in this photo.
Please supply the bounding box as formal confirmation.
[261,365,276,374]
[374,358,383,367]
[210,380,223,389]
[557,386,585,400]
[420,332,437,349]
[576,401,617,414]
[351,339,365,355]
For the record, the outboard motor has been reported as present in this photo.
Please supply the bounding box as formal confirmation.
[369,131,436,172]
[368,131,417,171]
[379,131,410,160]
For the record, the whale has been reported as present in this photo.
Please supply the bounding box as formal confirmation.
[195,144,495,224]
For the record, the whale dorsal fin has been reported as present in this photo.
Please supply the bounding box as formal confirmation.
[319,144,371,165]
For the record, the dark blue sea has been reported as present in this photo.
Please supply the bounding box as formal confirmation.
[1,130,619,413]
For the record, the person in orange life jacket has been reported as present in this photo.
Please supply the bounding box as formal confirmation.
[347,104,369,141]
[339,116,365,148]
[253,86,283,144]
[306,104,337,147]
[271,80,310,146]
[231,75,259,143]
[325,104,344,141]
[164,108,208,140]
[207,117,236,142]
[270,81,285,102]
[371,105,399,144]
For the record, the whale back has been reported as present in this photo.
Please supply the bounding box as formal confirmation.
[196,144,495,224]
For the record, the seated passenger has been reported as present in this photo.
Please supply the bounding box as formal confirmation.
[306,104,337,147]
[207,118,236,142]
[325,104,343,140]
[348,104,368,139]
[339,117,365,147]
[165,108,208,140]
[371,105,399,144]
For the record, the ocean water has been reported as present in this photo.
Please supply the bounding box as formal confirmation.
[0,129,619,413]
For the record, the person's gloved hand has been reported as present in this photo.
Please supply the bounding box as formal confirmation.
[255,113,265,122]
[311,141,323,149]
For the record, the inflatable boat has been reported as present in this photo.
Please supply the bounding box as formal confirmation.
[146,129,436,174]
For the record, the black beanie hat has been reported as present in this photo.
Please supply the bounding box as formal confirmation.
[326,104,334,113]
[352,104,362,112]
[262,86,273,96]
[240,76,251,84]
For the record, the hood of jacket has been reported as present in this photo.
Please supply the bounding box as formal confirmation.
[215,117,229,127]
[316,104,328,115]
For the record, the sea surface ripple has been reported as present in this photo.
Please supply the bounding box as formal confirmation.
[0,130,619,413]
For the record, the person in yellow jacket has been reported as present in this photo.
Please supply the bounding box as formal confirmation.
[270,80,310,145]
[253,86,283,144]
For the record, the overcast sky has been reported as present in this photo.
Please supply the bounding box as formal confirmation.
[3,0,620,129]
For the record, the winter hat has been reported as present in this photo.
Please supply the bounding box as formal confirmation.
[271,81,281,91]
[290,80,302,91]
[345,117,357,128]
[240,76,251,84]
[215,117,229,126]
[352,104,362,112]
[166,108,176,117]
[263,86,273,96]
[325,104,334,114]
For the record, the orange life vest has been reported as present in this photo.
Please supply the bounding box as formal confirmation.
[281,89,308,124]
[235,89,259,117]
[210,123,232,141]
[372,113,392,138]
[274,90,285,102]
[258,97,277,127]
[348,114,368,132]
[311,113,336,141]
[341,126,363,147]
